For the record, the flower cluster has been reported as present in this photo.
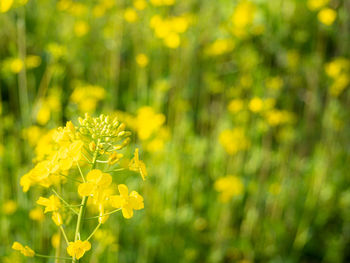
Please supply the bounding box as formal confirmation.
[14,114,147,261]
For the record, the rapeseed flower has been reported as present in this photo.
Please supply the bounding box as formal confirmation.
[67,240,91,260]
[110,184,144,219]
[12,242,35,257]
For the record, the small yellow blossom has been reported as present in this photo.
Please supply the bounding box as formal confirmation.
[228,99,244,113]
[129,148,148,180]
[74,21,89,37]
[29,207,45,221]
[12,242,35,257]
[9,58,24,73]
[214,175,244,202]
[248,97,264,112]
[108,152,123,165]
[110,184,144,219]
[36,195,61,213]
[0,0,13,13]
[124,8,138,23]
[26,55,42,68]
[318,8,337,26]
[67,240,91,260]
[78,169,112,198]
[307,0,329,11]
[51,212,63,226]
[232,1,256,30]
[219,128,250,155]
[205,39,235,56]
[3,200,17,215]
[133,0,146,10]
[266,76,283,90]
[136,53,149,67]
[164,32,180,49]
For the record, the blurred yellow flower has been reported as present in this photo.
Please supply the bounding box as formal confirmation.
[124,8,138,23]
[12,242,35,257]
[215,175,244,202]
[0,0,13,13]
[307,0,329,11]
[9,58,24,73]
[266,76,283,90]
[67,240,91,260]
[29,207,45,221]
[74,21,89,37]
[133,0,147,10]
[317,8,337,26]
[70,84,106,113]
[164,32,180,49]
[3,200,17,215]
[228,99,244,113]
[219,128,250,155]
[135,106,165,140]
[248,97,263,112]
[51,211,63,226]
[36,103,51,125]
[136,53,149,67]
[150,0,175,6]
[232,1,256,29]
[205,39,235,56]
[26,55,42,69]
[110,184,144,219]
[51,233,60,248]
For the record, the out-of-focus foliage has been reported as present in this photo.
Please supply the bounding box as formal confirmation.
[1,0,350,262]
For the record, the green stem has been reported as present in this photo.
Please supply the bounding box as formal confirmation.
[84,208,122,220]
[86,223,102,241]
[36,254,72,260]
[72,139,100,263]
[52,189,79,215]
[60,225,70,246]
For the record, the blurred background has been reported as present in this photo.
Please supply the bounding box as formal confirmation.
[1,0,350,262]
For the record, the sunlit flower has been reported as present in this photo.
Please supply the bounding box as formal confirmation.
[214,175,244,202]
[110,184,144,219]
[67,240,91,260]
[36,195,61,213]
[29,207,45,221]
[0,0,13,13]
[12,242,35,257]
[136,53,149,67]
[78,169,112,199]
[307,0,329,11]
[129,148,148,180]
[317,8,337,26]
[219,128,250,155]
[74,21,90,37]
[124,8,138,23]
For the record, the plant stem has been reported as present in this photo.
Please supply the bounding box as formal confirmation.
[60,225,70,246]
[36,254,72,260]
[72,139,100,263]
[86,223,102,241]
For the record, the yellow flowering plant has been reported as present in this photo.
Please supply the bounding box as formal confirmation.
[13,113,147,262]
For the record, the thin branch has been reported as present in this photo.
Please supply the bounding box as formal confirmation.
[52,189,79,215]
[86,223,102,241]
[84,208,122,220]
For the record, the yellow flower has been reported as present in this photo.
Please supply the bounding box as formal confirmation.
[36,195,61,213]
[136,53,149,67]
[133,0,146,10]
[129,148,147,180]
[218,128,250,155]
[74,21,89,37]
[0,0,13,13]
[205,39,235,56]
[124,8,138,23]
[108,152,123,165]
[248,97,263,112]
[3,200,17,215]
[135,106,165,140]
[78,169,112,198]
[164,32,180,49]
[318,8,337,26]
[228,99,244,113]
[58,140,84,170]
[110,184,144,219]
[67,240,91,260]
[52,211,63,226]
[9,58,24,73]
[307,0,329,11]
[29,207,45,221]
[26,55,42,68]
[232,1,256,29]
[12,242,35,257]
[214,175,244,202]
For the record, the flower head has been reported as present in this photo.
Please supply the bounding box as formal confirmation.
[110,184,144,219]
[67,240,91,260]
[129,148,148,180]
[36,195,61,213]
[12,242,35,257]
